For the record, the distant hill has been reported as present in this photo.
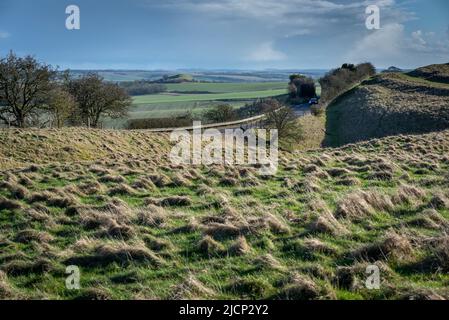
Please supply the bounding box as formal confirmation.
[325,64,449,146]
[155,73,195,83]
[382,66,403,73]
[408,63,449,84]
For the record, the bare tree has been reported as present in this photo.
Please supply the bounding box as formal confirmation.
[265,102,302,147]
[46,87,77,128]
[0,52,56,127]
[67,73,131,128]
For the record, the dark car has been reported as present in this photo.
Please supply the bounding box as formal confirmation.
[309,98,319,105]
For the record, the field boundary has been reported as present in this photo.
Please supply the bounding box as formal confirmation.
[142,113,267,132]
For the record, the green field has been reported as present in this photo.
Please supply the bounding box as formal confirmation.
[133,89,287,105]
[102,82,289,128]
[164,82,288,93]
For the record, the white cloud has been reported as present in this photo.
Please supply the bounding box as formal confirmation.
[149,0,407,31]
[248,42,287,62]
[411,30,426,46]
[347,23,405,62]
[0,31,10,39]
[346,23,449,67]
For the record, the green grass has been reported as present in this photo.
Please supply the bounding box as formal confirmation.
[133,89,287,105]
[103,82,290,127]
[165,82,288,93]
[1,128,449,300]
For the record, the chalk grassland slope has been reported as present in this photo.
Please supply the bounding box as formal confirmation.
[408,63,449,84]
[0,114,325,171]
[0,129,172,171]
[325,72,449,146]
[1,129,449,299]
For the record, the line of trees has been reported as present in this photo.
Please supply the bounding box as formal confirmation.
[319,62,376,104]
[288,74,317,103]
[0,52,132,128]
[120,81,167,96]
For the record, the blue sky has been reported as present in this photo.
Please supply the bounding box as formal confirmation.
[0,0,448,70]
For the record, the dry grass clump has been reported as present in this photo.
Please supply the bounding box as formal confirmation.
[198,235,225,256]
[253,254,285,271]
[275,274,334,300]
[219,177,239,187]
[66,241,164,267]
[351,230,414,262]
[306,200,348,236]
[25,207,55,226]
[0,196,22,210]
[303,238,338,256]
[408,209,448,230]
[202,222,241,239]
[74,287,112,300]
[392,184,426,206]
[27,190,77,208]
[2,258,54,276]
[0,271,17,299]
[160,196,192,207]
[135,205,167,227]
[291,177,321,193]
[429,193,449,210]
[80,205,135,240]
[147,173,171,188]
[415,236,449,272]
[334,261,392,291]
[327,167,352,178]
[142,235,173,252]
[89,165,113,176]
[399,288,447,300]
[108,183,137,196]
[46,195,77,208]
[0,181,29,199]
[264,213,290,234]
[145,196,192,207]
[228,236,251,256]
[77,180,104,195]
[336,176,361,186]
[169,274,216,300]
[131,177,156,190]
[195,183,214,196]
[335,190,394,220]
[170,173,192,187]
[98,174,126,184]
[14,230,53,244]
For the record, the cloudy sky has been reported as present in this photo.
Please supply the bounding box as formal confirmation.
[0,0,448,69]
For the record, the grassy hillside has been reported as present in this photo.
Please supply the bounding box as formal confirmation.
[325,71,449,146]
[0,129,171,171]
[1,128,449,300]
[408,63,449,84]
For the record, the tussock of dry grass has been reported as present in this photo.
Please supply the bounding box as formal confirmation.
[276,274,335,300]
[169,274,216,300]
[228,236,251,256]
[0,196,22,210]
[335,190,394,220]
[351,230,414,262]
[65,241,164,267]
[198,235,225,256]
